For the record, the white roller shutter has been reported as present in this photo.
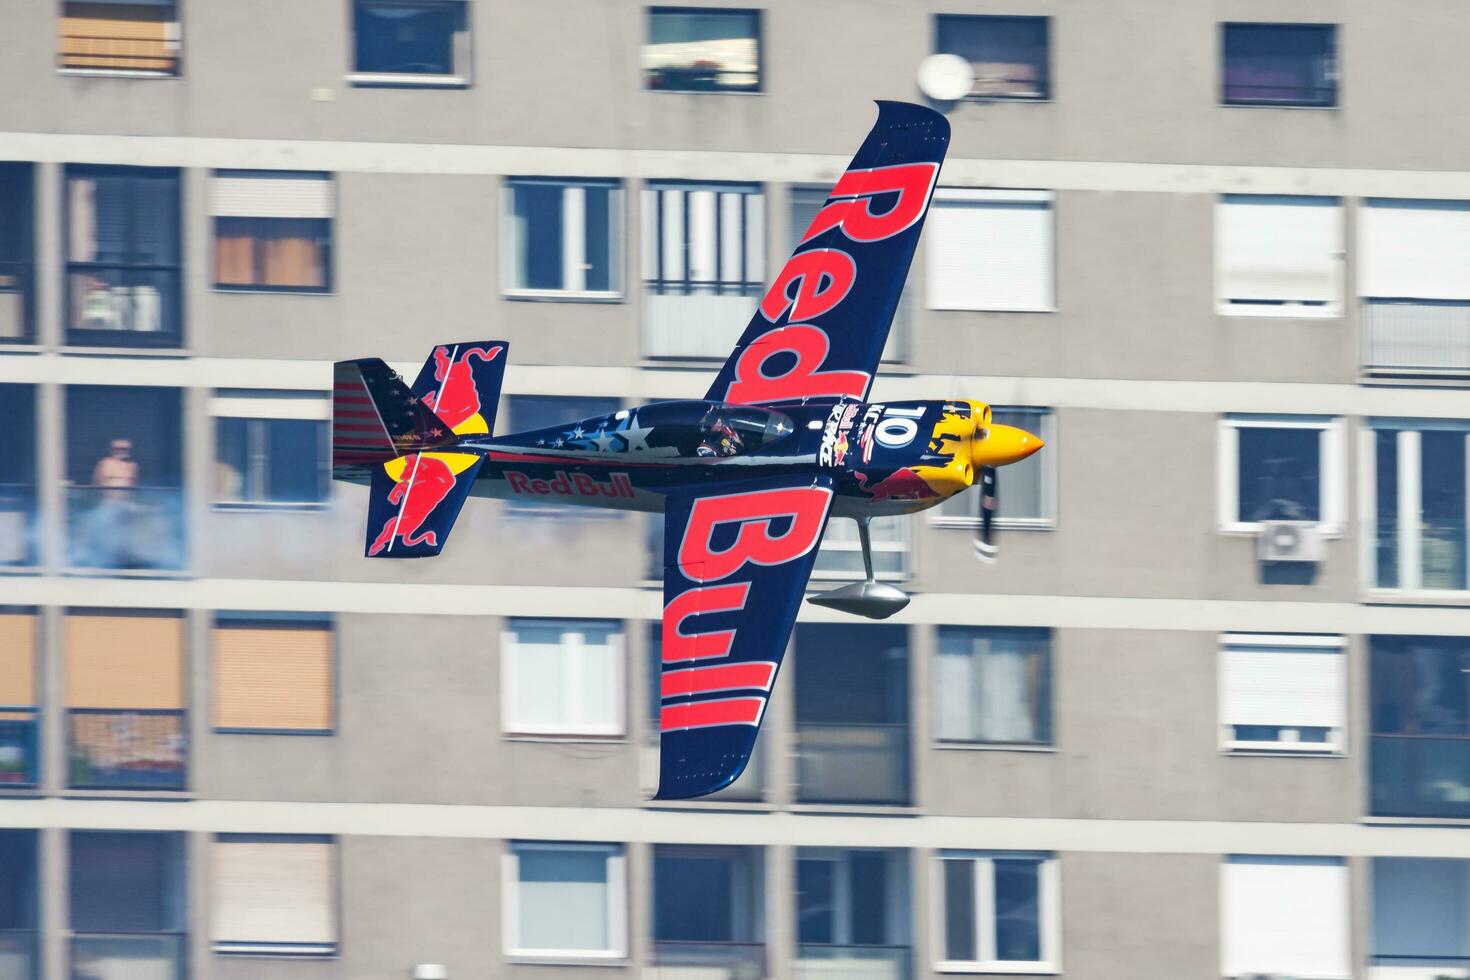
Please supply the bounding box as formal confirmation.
[926,189,1053,312]
[212,837,335,955]
[1217,196,1341,309]
[1360,199,1470,300]
[1221,634,1345,734]
[211,172,334,219]
[1222,856,1351,979]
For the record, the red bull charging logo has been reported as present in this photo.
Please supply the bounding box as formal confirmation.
[368,345,502,556]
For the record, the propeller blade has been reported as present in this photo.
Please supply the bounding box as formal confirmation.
[975,465,998,563]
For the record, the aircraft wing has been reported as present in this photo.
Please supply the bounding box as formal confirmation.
[704,101,950,406]
[655,472,836,799]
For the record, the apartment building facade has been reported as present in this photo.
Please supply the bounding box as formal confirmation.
[1,1,1469,978]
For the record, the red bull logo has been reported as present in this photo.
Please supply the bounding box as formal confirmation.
[422,345,502,434]
[853,467,939,504]
[505,470,635,499]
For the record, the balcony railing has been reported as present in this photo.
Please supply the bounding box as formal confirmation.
[65,486,185,572]
[643,281,761,359]
[0,261,33,342]
[795,723,910,806]
[70,932,185,980]
[67,268,181,347]
[1371,734,1470,819]
[0,929,38,980]
[0,484,36,566]
[796,944,912,980]
[1362,299,1470,375]
[68,709,186,791]
[0,709,40,787]
[652,941,766,980]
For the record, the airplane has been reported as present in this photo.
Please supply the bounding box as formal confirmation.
[331,101,1044,800]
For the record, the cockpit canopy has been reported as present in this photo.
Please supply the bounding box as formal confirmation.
[635,400,795,458]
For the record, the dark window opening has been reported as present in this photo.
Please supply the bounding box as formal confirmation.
[1223,23,1337,108]
[935,15,1050,100]
[645,8,761,92]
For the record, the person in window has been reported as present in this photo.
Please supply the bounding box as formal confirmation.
[80,438,141,568]
[696,410,744,458]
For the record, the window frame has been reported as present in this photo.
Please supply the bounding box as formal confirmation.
[1218,632,1347,755]
[933,626,1053,749]
[1217,415,1345,535]
[1363,419,1470,595]
[347,0,472,87]
[933,407,1056,531]
[925,189,1057,314]
[57,0,182,79]
[501,177,624,301]
[62,164,184,349]
[211,833,338,957]
[502,841,627,960]
[1220,22,1339,109]
[210,391,331,510]
[210,170,335,295]
[1220,855,1352,979]
[932,14,1051,102]
[1215,194,1344,318]
[933,850,1061,974]
[501,619,626,738]
[644,7,764,95]
[811,515,911,582]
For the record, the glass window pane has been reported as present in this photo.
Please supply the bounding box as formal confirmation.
[517,847,611,952]
[576,640,619,729]
[584,185,612,293]
[645,10,759,92]
[513,183,565,291]
[993,858,1042,962]
[355,2,457,75]
[654,850,735,941]
[943,859,975,961]
[266,420,326,503]
[849,851,887,945]
[215,419,249,503]
[1420,430,1466,590]
[1376,429,1399,588]
[937,628,1050,744]
[935,16,1049,99]
[796,859,834,944]
[510,627,568,727]
[1223,24,1336,107]
[1237,425,1321,522]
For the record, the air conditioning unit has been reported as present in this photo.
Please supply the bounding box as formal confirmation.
[1257,521,1324,563]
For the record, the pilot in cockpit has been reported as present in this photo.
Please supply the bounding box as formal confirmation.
[696,409,744,458]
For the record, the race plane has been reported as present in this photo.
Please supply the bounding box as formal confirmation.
[331,101,1043,799]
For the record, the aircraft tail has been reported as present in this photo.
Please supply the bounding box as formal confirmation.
[334,342,508,559]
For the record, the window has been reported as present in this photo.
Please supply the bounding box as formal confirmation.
[935,627,1051,746]
[0,610,39,787]
[65,166,182,347]
[1218,415,1343,533]
[926,190,1054,312]
[1219,633,1345,753]
[794,624,910,805]
[813,517,909,581]
[1369,422,1470,591]
[642,181,763,357]
[0,831,38,960]
[214,615,334,734]
[645,8,760,92]
[503,620,623,736]
[212,835,336,956]
[1222,23,1337,108]
[653,845,763,971]
[211,172,333,292]
[1221,856,1350,979]
[0,164,35,343]
[504,842,626,958]
[796,848,909,959]
[503,179,621,298]
[350,1,470,84]
[213,392,330,507]
[1359,200,1470,374]
[0,385,37,567]
[936,851,1059,972]
[59,1,180,76]
[1370,635,1470,819]
[938,407,1055,528]
[503,396,622,512]
[1371,858,1470,972]
[65,610,186,790]
[70,831,186,973]
[65,385,184,571]
[1216,196,1343,316]
[934,15,1049,100]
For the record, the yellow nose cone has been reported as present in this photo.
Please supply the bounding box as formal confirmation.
[971,423,1044,468]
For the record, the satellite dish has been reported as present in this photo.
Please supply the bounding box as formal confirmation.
[917,53,974,102]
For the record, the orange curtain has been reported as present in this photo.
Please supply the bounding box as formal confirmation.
[214,229,255,286]
[262,220,325,289]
